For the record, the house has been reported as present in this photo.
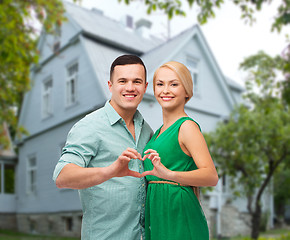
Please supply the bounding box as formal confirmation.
[2,1,273,238]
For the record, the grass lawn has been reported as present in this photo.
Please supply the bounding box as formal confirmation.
[0,227,289,240]
[211,227,290,240]
[260,228,290,239]
[0,229,79,240]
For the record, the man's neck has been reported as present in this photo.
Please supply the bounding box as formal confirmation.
[109,101,136,125]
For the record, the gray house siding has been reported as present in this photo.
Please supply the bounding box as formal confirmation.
[16,119,82,213]
[20,42,105,137]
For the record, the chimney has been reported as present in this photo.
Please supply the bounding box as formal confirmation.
[135,18,152,39]
[120,15,134,29]
[91,8,103,15]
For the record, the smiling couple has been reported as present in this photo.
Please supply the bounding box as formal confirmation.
[53,55,218,240]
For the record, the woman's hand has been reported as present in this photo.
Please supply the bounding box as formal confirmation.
[141,149,173,179]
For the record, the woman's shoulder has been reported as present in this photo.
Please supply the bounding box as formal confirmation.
[179,117,201,132]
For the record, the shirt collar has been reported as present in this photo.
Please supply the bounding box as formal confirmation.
[104,100,144,126]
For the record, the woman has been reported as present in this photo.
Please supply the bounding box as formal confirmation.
[142,61,219,240]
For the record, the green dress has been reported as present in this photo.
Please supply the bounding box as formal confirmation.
[144,117,209,240]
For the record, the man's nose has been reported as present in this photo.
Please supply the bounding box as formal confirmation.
[125,81,135,91]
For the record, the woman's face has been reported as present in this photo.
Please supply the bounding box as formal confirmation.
[154,67,188,110]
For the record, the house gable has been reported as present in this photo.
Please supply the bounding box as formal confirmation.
[142,25,238,119]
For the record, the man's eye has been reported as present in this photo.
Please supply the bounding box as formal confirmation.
[156,83,163,86]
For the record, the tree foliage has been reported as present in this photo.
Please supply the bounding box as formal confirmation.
[204,51,290,239]
[0,0,66,146]
[119,0,290,32]
[274,165,290,224]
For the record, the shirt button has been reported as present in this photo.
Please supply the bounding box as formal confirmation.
[142,184,145,187]
[142,204,145,207]
[139,165,142,169]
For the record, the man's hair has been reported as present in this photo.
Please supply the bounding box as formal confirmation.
[110,54,147,82]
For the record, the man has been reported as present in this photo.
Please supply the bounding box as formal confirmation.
[53,55,153,240]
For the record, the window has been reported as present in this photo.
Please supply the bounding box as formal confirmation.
[66,62,78,107]
[4,164,15,194]
[63,217,73,232]
[186,57,199,96]
[0,163,15,194]
[42,78,53,118]
[27,155,37,195]
[29,220,37,234]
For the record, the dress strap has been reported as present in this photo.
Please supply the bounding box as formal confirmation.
[177,117,201,131]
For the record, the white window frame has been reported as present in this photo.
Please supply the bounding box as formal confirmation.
[27,155,37,195]
[186,56,200,97]
[66,61,78,107]
[42,77,53,118]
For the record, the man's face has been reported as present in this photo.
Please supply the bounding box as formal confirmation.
[108,64,148,114]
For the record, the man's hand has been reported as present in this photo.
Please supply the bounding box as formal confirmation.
[109,148,143,178]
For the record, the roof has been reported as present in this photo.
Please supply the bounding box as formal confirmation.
[225,77,245,92]
[64,1,161,54]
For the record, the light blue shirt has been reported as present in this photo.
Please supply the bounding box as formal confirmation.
[53,101,153,240]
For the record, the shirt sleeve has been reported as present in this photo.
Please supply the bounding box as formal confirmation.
[52,118,99,181]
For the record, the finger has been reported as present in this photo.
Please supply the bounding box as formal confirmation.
[144,149,157,155]
[119,155,131,162]
[137,152,142,160]
[141,170,154,177]
[151,157,161,167]
[152,156,160,163]
[128,170,142,178]
[122,151,140,160]
[142,154,150,161]
[126,148,142,160]
[142,152,159,161]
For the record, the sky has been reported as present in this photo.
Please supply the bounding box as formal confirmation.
[67,0,289,86]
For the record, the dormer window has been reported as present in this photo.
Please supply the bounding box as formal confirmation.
[42,77,53,118]
[66,61,78,107]
[187,56,199,97]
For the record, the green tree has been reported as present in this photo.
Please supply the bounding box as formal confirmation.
[205,51,290,239]
[0,0,66,145]
[120,0,290,32]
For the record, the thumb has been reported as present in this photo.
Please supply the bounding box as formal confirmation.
[141,170,154,177]
[128,170,142,178]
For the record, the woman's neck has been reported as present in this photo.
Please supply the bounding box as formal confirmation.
[161,108,187,129]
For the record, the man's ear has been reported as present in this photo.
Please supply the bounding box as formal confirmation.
[144,82,148,92]
[108,80,112,92]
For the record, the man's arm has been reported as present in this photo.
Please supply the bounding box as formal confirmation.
[55,148,142,189]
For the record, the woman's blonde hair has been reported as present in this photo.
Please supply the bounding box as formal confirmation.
[153,61,193,103]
